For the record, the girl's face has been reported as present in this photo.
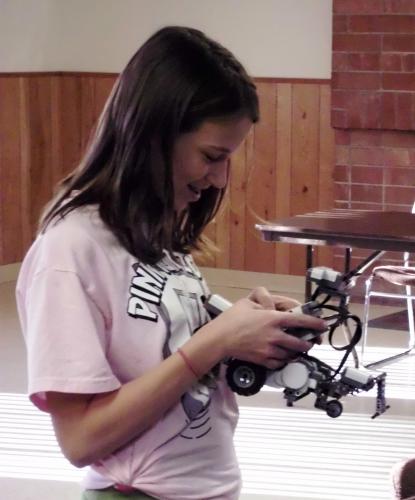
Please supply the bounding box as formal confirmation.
[172,115,253,212]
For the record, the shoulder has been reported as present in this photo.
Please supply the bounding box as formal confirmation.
[22,206,119,277]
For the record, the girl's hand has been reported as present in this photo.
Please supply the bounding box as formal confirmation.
[248,286,301,311]
[210,297,327,370]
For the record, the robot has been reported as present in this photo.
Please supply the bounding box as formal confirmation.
[204,252,390,419]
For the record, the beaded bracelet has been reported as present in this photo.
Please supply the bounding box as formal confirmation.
[177,347,200,379]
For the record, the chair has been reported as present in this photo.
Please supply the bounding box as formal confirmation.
[360,202,415,366]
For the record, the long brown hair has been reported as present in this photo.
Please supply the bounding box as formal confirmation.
[41,26,259,263]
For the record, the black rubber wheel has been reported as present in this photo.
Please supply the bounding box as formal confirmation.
[226,359,267,396]
[326,399,343,418]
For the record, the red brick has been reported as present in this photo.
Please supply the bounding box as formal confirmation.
[350,201,384,210]
[336,145,351,164]
[383,147,413,166]
[334,200,350,209]
[383,34,415,51]
[342,91,382,129]
[395,92,413,129]
[384,166,415,185]
[348,15,378,32]
[383,73,415,91]
[350,147,385,165]
[402,53,415,71]
[331,89,349,108]
[335,129,351,145]
[413,94,415,129]
[332,53,350,71]
[348,107,365,128]
[381,130,415,147]
[331,109,349,128]
[334,0,385,14]
[380,53,402,71]
[348,53,381,70]
[351,165,384,183]
[333,34,382,51]
[333,72,381,90]
[334,164,350,182]
[333,15,348,33]
[334,182,350,201]
[351,184,383,202]
[365,92,383,128]
[384,0,415,14]
[385,203,414,211]
[351,130,382,146]
[379,15,415,32]
[385,185,415,204]
[381,92,396,129]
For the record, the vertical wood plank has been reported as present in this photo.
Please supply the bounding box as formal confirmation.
[290,84,321,275]
[0,77,23,263]
[19,77,32,253]
[245,82,277,273]
[317,84,335,268]
[22,77,54,239]
[50,75,83,185]
[229,138,248,270]
[274,83,293,274]
[94,75,116,118]
[80,76,98,152]
[215,192,230,268]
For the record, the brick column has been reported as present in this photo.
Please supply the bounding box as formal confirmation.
[331,0,415,289]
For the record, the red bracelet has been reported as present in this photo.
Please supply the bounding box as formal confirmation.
[177,348,200,379]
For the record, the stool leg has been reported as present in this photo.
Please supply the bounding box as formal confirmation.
[406,285,415,351]
[361,276,373,363]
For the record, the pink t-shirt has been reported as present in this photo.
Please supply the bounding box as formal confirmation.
[16,206,241,499]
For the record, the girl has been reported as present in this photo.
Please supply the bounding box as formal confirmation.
[16,26,325,500]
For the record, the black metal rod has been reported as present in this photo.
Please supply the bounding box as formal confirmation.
[305,245,314,301]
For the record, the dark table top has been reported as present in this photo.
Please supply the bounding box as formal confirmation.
[256,209,415,252]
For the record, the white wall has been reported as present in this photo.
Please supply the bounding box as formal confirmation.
[0,0,332,78]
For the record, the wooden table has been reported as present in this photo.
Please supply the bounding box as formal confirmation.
[257,209,415,290]
[256,209,415,368]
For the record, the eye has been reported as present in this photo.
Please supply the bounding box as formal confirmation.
[203,152,227,164]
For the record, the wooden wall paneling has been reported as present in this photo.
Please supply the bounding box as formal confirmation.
[21,76,54,246]
[80,76,99,152]
[316,84,335,269]
[94,76,116,118]
[229,137,248,270]
[290,84,321,276]
[215,192,230,269]
[51,75,83,185]
[274,83,293,275]
[245,82,277,273]
[19,77,32,253]
[0,77,23,263]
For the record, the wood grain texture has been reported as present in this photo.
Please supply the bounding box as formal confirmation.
[0,74,334,276]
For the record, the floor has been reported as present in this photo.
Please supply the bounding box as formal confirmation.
[1,265,415,500]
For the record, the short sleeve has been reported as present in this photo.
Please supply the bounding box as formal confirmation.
[22,268,121,412]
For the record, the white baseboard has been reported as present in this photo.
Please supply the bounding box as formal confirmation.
[200,267,305,296]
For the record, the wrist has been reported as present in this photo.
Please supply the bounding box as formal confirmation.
[181,320,228,375]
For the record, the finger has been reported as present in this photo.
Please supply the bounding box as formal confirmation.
[272,294,301,311]
[269,344,302,362]
[276,312,327,331]
[270,331,313,353]
[247,286,275,310]
[264,358,287,370]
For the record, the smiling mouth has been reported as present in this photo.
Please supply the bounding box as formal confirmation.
[188,184,201,195]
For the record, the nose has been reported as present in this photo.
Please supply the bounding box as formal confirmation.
[206,159,229,189]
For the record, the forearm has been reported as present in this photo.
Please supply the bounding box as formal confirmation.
[49,322,226,467]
